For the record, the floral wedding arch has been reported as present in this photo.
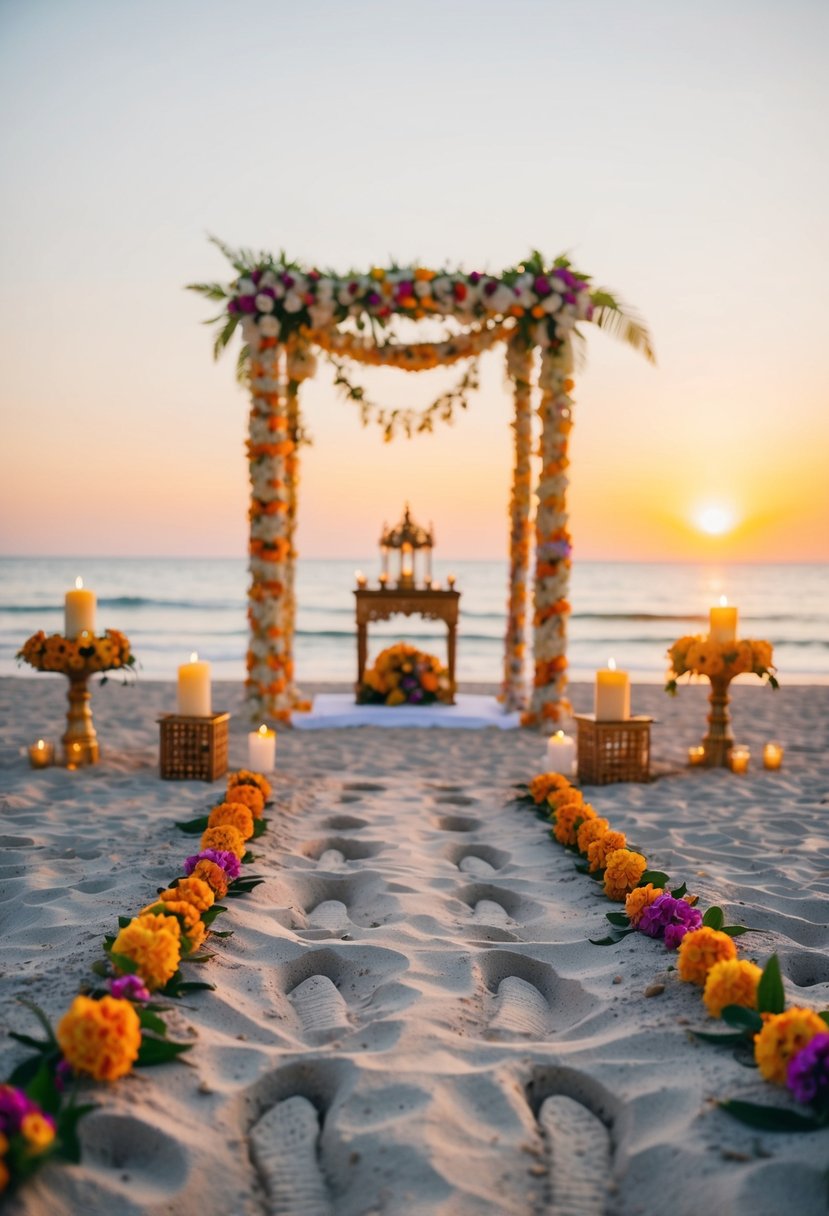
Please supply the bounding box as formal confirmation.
[191,242,653,725]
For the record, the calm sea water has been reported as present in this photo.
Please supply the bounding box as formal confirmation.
[1,558,826,684]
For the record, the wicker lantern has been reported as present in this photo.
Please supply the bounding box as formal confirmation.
[381,505,434,589]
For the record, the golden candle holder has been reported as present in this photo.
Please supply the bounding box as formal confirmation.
[699,672,735,768]
[63,671,100,766]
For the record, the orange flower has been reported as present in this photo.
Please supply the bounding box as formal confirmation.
[160,876,214,913]
[183,920,208,953]
[703,959,763,1018]
[552,801,595,847]
[529,772,572,804]
[227,768,273,800]
[56,995,141,1081]
[754,1007,827,1084]
[207,802,254,841]
[576,816,610,855]
[20,1111,56,1152]
[201,824,246,860]
[224,782,265,818]
[192,858,229,899]
[676,927,737,985]
[624,882,663,926]
[603,849,648,901]
[587,829,627,873]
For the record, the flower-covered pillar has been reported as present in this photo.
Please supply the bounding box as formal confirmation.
[245,336,297,721]
[526,340,575,726]
[500,335,534,711]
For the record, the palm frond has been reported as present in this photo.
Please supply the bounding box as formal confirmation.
[591,290,656,364]
[186,281,228,301]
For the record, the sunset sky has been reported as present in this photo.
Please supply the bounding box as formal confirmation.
[1,0,827,562]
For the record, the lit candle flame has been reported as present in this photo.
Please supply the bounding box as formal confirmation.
[258,724,268,736]
[190,652,199,663]
[608,657,617,671]
[36,739,45,749]
[75,576,84,590]
[719,595,728,607]
[554,730,564,740]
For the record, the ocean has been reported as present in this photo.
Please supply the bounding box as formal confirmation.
[1,557,827,685]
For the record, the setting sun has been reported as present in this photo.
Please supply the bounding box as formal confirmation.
[694,504,736,536]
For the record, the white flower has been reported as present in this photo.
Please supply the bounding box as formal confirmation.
[414,279,432,298]
[237,277,256,295]
[337,286,354,306]
[316,279,335,303]
[283,291,304,313]
[490,285,516,314]
[241,317,260,345]
[308,302,335,329]
[259,315,280,337]
[542,292,563,314]
[255,293,275,313]
[259,270,277,289]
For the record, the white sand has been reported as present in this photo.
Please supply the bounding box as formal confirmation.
[1,676,828,1216]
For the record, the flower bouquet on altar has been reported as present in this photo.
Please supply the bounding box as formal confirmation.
[357,643,453,706]
[665,635,778,693]
[18,630,135,679]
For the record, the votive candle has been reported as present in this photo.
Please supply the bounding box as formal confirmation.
[248,723,276,772]
[763,741,784,770]
[355,570,367,588]
[709,595,738,645]
[28,739,54,769]
[65,577,96,638]
[546,730,577,777]
[595,659,630,721]
[729,745,750,774]
[688,745,706,767]
[177,652,212,717]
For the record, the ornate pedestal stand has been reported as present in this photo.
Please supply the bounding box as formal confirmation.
[62,672,100,766]
[700,674,734,767]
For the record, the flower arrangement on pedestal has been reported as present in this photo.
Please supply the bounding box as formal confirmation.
[666,636,778,691]
[18,630,134,675]
[357,643,453,707]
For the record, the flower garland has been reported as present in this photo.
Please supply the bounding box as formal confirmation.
[517,772,829,1131]
[357,643,453,706]
[18,630,134,676]
[0,770,272,1197]
[523,344,574,726]
[666,636,778,692]
[500,336,534,712]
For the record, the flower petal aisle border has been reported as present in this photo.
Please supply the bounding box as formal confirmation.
[190,245,655,725]
[0,769,272,1197]
[514,772,829,1131]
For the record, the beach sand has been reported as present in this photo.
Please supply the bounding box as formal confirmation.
[1,676,828,1216]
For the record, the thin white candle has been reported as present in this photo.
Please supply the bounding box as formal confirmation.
[248,723,276,772]
[595,658,630,721]
[545,729,577,777]
[177,652,212,717]
[65,577,96,638]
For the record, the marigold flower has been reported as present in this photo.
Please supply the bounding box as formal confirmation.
[224,782,266,818]
[160,876,214,913]
[149,897,201,931]
[112,912,181,990]
[552,801,595,847]
[20,1111,56,1152]
[603,849,648,901]
[56,995,141,1082]
[184,920,208,953]
[529,772,572,804]
[208,802,255,840]
[200,824,246,860]
[191,858,229,899]
[624,883,664,926]
[703,958,763,1018]
[587,829,627,873]
[676,926,737,985]
[576,816,610,855]
[227,768,272,799]
[754,1007,827,1084]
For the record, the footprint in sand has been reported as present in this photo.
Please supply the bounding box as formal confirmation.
[434,814,482,833]
[323,814,368,831]
[478,951,594,1040]
[307,900,351,931]
[489,976,553,1037]
[289,974,350,1037]
[539,1094,611,1215]
[250,1095,332,1216]
[301,837,383,866]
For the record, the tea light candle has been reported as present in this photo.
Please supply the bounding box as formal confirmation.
[709,595,738,645]
[379,572,389,587]
[729,745,750,774]
[688,745,706,767]
[447,574,456,589]
[546,730,577,776]
[65,577,96,638]
[595,658,630,721]
[763,741,784,770]
[355,570,367,588]
[28,739,54,769]
[177,652,212,717]
[248,723,276,772]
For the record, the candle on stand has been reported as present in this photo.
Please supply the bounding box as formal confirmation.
[763,741,784,770]
[177,652,212,717]
[28,739,54,769]
[65,577,96,638]
[729,745,750,774]
[595,658,630,721]
[545,730,577,777]
[709,595,738,645]
[248,723,276,772]
[355,570,367,589]
[688,745,706,767]
[447,573,456,589]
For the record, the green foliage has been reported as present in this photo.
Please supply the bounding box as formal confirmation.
[720,1099,826,1133]
[757,954,785,1015]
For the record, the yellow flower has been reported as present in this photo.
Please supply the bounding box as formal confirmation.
[192,858,229,899]
[208,802,254,841]
[552,801,595,847]
[676,926,737,985]
[754,1006,826,1083]
[386,689,406,706]
[201,824,246,860]
[224,782,265,819]
[20,1111,56,1152]
[112,912,182,990]
[56,995,141,1082]
[547,787,584,815]
[227,768,272,800]
[529,772,572,804]
[150,898,201,932]
[624,883,663,926]
[603,849,648,901]
[576,816,610,855]
[686,640,725,678]
[162,876,214,913]
[184,920,208,953]
[587,829,627,873]
[703,959,763,1018]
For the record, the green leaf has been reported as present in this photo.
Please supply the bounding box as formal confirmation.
[17,999,58,1047]
[25,1058,62,1116]
[56,1102,97,1164]
[201,904,228,926]
[175,815,209,834]
[117,915,132,928]
[107,951,139,975]
[690,1029,748,1046]
[720,1005,763,1034]
[702,906,724,930]
[757,954,785,1015]
[722,924,750,937]
[8,1054,48,1089]
[606,912,631,927]
[90,959,111,978]
[8,1031,52,1052]
[226,876,265,896]
[670,883,687,899]
[639,871,669,887]
[820,1011,829,1027]
[252,818,267,838]
[242,850,254,864]
[136,1036,193,1067]
[165,979,216,997]
[588,930,633,945]
[138,1009,168,1036]
[210,929,234,938]
[719,1099,825,1133]
[183,951,214,963]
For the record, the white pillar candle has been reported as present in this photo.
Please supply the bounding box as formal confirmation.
[248,723,276,772]
[177,652,212,717]
[595,658,630,721]
[545,730,576,776]
[709,595,738,644]
[65,577,96,638]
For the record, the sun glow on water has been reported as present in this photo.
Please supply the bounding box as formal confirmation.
[694,504,736,536]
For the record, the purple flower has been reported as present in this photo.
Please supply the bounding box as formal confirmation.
[251,269,262,286]
[408,688,425,704]
[54,1059,74,1093]
[534,275,551,296]
[786,1032,829,1109]
[281,273,295,288]
[0,1085,34,1133]
[366,290,382,306]
[639,893,702,945]
[483,280,498,296]
[109,974,151,1003]
[237,295,256,314]
[227,299,239,314]
[183,848,242,880]
[397,280,413,296]
[564,291,577,305]
[469,271,481,284]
